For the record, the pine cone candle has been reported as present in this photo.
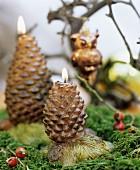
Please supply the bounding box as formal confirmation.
[3,17,52,128]
[43,81,87,143]
[43,69,114,166]
[70,29,102,86]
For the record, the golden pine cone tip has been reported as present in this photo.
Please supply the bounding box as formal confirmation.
[46,135,114,166]
[43,81,87,143]
[18,34,35,41]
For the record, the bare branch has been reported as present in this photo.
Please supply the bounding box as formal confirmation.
[47,1,107,51]
[76,74,117,112]
[112,0,140,19]
[136,38,140,68]
[17,23,38,39]
[47,0,139,55]
[106,0,135,66]
[70,1,106,35]
[57,24,69,44]
[64,14,88,21]
[47,1,106,32]
[26,23,38,34]
[73,0,90,7]
[82,1,106,18]
[125,114,135,128]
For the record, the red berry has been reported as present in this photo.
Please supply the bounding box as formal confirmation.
[114,121,125,131]
[6,157,18,167]
[114,111,125,121]
[15,147,26,158]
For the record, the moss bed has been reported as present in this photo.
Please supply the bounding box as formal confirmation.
[1,105,140,170]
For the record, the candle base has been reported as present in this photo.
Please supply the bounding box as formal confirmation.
[45,128,114,167]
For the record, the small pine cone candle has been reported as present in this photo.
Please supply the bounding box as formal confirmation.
[43,69,114,166]
[70,30,102,86]
[43,81,88,143]
[4,18,52,126]
[43,76,114,166]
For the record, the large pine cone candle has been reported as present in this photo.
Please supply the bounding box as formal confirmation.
[43,81,88,143]
[4,34,52,127]
[70,30,102,86]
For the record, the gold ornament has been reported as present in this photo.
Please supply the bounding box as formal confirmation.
[70,29,102,86]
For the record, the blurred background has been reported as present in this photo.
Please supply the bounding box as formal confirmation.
[0,0,140,109]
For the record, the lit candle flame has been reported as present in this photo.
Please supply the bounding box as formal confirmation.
[62,68,68,83]
[17,16,26,35]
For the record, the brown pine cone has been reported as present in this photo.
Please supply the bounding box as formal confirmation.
[43,81,88,143]
[5,34,52,125]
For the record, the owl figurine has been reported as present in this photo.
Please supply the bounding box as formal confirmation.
[70,29,102,86]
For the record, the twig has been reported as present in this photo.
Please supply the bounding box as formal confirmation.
[47,1,106,33]
[7,147,30,170]
[75,74,136,127]
[64,14,87,21]
[73,0,94,8]
[82,1,106,18]
[106,0,134,66]
[26,23,38,34]
[17,23,38,39]
[76,74,103,101]
[7,147,16,156]
[112,0,140,19]
[75,74,117,112]
[48,0,139,58]
[70,1,106,36]
[125,114,135,127]
[57,23,69,44]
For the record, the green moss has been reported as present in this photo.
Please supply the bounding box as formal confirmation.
[1,105,140,169]
[9,123,50,146]
[86,105,115,140]
[0,109,8,119]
